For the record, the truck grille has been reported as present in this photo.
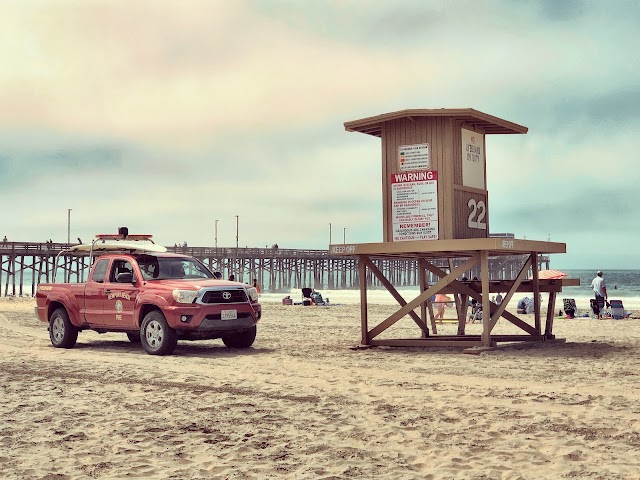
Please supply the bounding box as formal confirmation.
[201,289,248,304]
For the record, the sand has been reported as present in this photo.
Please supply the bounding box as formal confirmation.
[1,297,640,479]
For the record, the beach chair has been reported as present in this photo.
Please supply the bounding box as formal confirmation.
[311,291,326,305]
[301,287,313,306]
[562,298,577,318]
[590,298,608,317]
[609,299,625,319]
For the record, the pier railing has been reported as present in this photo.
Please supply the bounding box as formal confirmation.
[0,242,549,297]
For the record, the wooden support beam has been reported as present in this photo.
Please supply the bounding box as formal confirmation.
[368,256,479,339]
[531,252,541,335]
[370,338,485,348]
[481,251,491,347]
[545,291,557,339]
[424,258,538,336]
[359,257,369,345]
[488,256,532,332]
[418,258,430,338]
[364,256,428,337]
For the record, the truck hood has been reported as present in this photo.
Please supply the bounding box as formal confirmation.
[144,279,249,291]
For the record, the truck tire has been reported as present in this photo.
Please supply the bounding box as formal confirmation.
[140,310,177,355]
[222,325,256,349]
[126,332,141,343]
[49,308,78,349]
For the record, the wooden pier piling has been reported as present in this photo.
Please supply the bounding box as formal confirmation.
[0,242,549,296]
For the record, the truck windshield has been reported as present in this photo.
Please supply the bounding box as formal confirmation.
[137,256,214,280]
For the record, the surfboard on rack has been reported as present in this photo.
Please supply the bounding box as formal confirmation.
[65,241,167,254]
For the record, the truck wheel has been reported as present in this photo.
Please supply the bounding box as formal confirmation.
[140,311,177,355]
[222,325,256,349]
[49,308,78,349]
[126,332,141,343]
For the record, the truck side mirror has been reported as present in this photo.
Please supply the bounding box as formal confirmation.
[115,272,134,284]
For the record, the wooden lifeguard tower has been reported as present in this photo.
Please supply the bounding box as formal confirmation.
[330,108,578,349]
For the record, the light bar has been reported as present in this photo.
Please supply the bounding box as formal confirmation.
[95,234,153,240]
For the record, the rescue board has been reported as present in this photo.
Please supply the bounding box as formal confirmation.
[66,242,167,253]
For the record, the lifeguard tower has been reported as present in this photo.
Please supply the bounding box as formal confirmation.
[330,108,578,349]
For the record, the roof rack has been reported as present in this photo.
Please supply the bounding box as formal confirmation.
[52,228,167,282]
[95,233,154,241]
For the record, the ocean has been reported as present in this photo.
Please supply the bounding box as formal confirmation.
[261,269,640,312]
[5,269,639,312]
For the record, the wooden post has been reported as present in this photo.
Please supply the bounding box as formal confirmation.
[359,256,369,345]
[531,253,541,336]
[481,251,491,347]
[418,258,435,336]
[545,292,557,339]
[418,258,428,337]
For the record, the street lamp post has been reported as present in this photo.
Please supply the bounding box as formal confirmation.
[67,209,72,244]
[215,219,218,248]
[343,227,346,244]
[235,215,239,249]
[329,222,332,245]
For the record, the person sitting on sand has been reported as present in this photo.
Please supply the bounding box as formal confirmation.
[467,299,482,323]
[517,297,532,314]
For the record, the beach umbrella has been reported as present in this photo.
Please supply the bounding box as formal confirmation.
[531,269,567,280]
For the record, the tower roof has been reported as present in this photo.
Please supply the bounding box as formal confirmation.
[344,108,528,137]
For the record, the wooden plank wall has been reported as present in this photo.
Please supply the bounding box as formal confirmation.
[381,117,449,241]
[380,118,492,241]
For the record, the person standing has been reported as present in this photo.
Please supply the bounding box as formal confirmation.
[434,293,447,323]
[252,279,261,295]
[591,270,608,319]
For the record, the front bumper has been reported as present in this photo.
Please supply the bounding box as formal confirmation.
[162,302,261,333]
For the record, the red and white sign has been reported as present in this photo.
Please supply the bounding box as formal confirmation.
[399,143,430,171]
[391,170,439,241]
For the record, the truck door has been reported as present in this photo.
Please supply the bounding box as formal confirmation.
[83,258,111,326]
[102,258,138,328]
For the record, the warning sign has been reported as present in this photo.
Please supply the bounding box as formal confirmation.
[391,170,439,241]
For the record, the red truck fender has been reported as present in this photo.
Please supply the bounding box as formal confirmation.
[134,293,172,328]
[42,292,84,328]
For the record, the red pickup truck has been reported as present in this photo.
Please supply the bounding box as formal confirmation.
[35,240,262,356]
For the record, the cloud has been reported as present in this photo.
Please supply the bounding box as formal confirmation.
[1,0,639,268]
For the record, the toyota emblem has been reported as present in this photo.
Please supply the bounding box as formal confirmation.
[222,291,232,300]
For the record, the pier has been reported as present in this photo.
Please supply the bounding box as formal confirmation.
[0,242,549,297]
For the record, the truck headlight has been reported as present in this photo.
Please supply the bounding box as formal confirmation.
[172,289,199,303]
[246,287,259,302]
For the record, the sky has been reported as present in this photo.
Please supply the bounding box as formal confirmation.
[1,0,639,269]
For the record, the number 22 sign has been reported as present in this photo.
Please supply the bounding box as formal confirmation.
[467,199,487,230]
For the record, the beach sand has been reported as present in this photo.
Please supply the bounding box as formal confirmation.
[1,297,640,479]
